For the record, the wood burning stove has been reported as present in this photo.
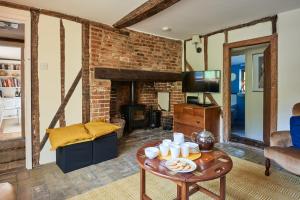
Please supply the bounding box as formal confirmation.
[121,104,146,133]
[121,81,147,133]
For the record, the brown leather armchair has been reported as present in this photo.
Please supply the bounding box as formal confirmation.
[264,103,300,176]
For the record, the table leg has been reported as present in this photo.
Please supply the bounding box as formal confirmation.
[177,184,181,199]
[140,168,146,200]
[220,176,226,200]
[181,182,189,200]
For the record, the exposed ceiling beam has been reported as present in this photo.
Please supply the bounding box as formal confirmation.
[113,0,181,29]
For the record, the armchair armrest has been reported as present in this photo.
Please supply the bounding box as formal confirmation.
[270,131,292,147]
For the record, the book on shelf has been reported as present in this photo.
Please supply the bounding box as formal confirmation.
[0,77,20,87]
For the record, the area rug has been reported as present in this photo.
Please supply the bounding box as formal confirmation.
[69,157,300,200]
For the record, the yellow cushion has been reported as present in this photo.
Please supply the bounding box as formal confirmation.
[84,121,120,139]
[47,124,92,150]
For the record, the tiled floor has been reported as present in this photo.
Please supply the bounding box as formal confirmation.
[0,128,286,200]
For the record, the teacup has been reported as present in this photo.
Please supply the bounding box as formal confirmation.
[181,143,190,158]
[170,144,180,159]
[159,143,169,157]
[162,139,172,147]
[173,132,184,145]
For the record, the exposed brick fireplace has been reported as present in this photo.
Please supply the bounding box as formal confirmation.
[88,24,184,123]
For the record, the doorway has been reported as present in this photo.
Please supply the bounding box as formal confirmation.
[0,20,25,173]
[0,45,23,140]
[223,35,278,146]
[230,44,269,145]
[230,54,246,138]
[0,22,24,141]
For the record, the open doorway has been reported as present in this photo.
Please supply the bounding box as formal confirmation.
[0,21,24,141]
[223,35,278,146]
[230,54,246,138]
[230,44,269,145]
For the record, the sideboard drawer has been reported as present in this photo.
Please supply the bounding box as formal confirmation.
[173,104,220,141]
[174,114,203,128]
[193,108,204,118]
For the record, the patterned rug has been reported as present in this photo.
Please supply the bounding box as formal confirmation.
[69,157,300,200]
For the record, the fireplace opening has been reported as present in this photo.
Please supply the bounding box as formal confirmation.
[109,80,179,134]
[110,81,148,134]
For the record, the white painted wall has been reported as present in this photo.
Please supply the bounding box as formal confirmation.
[185,39,204,71]
[207,33,224,106]
[63,20,82,125]
[277,8,300,131]
[39,16,82,164]
[0,6,32,169]
[228,22,272,43]
[38,15,61,164]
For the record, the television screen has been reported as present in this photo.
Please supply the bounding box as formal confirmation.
[182,70,221,93]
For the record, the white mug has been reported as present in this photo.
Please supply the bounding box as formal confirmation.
[173,132,184,145]
[162,139,172,147]
[159,144,169,157]
[170,144,180,159]
[181,143,190,158]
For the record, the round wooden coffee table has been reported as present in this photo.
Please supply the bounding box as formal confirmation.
[136,141,233,200]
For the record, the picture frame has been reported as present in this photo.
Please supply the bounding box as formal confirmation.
[252,53,264,92]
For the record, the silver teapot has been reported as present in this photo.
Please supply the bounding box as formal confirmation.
[192,129,215,152]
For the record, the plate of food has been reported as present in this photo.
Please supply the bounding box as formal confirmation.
[165,158,197,173]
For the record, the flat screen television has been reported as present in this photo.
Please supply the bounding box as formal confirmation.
[182,70,221,93]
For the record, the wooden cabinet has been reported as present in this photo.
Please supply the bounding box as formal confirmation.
[173,104,221,141]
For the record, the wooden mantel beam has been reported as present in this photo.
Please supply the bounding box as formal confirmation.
[94,67,182,82]
[113,0,181,29]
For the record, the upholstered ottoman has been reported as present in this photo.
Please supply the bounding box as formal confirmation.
[51,121,120,173]
[56,132,118,173]
[92,132,118,164]
[56,140,93,173]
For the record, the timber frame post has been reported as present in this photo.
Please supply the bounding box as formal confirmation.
[59,19,66,127]
[82,22,90,123]
[31,8,40,167]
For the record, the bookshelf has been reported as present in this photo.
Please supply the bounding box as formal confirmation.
[0,61,21,97]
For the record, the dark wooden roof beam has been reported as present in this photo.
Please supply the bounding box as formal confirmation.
[113,0,181,29]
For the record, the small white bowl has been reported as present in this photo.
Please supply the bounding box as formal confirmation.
[144,147,159,159]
